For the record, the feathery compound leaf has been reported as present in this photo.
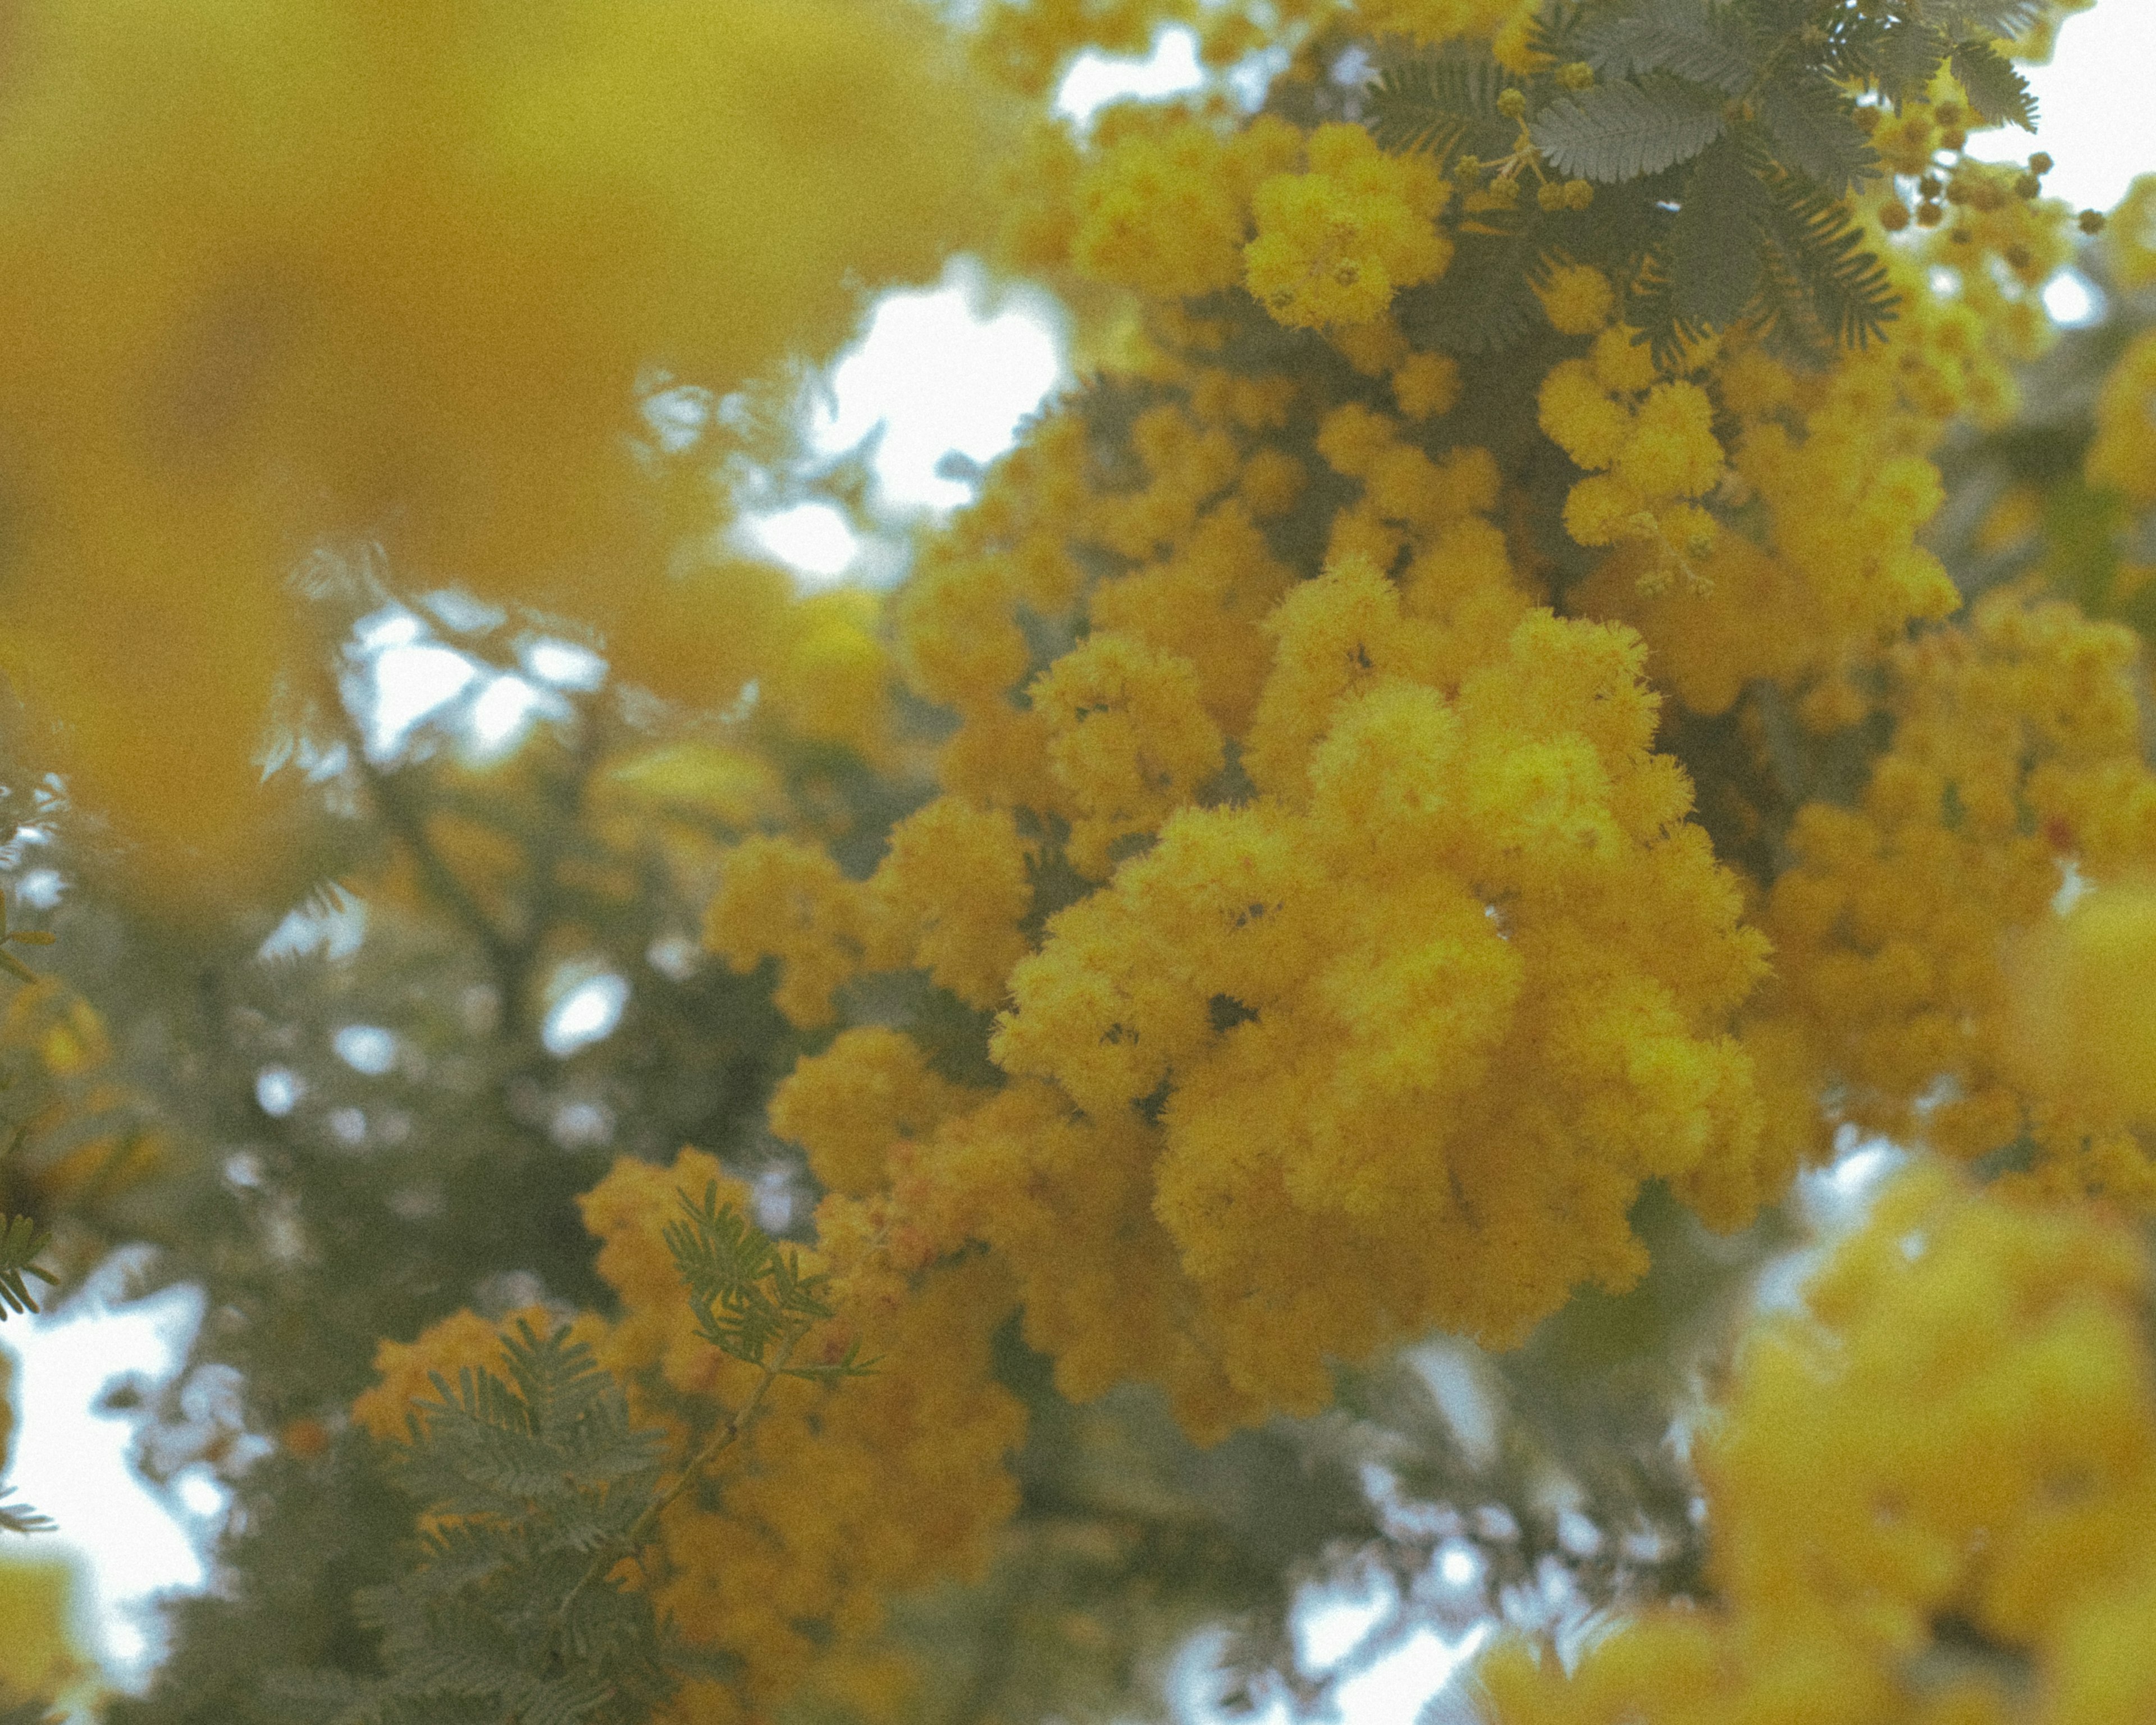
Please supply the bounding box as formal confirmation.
[1933,0,2047,35]
[284,1322,674,1725]
[1364,52,1514,166]
[1872,16,1951,104]
[1573,0,1757,96]
[0,1486,54,1536]
[665,1181,837,1365]
[1395,214,1557,354]
[1532,74,1729,182]
[1669,134,1770,330]
[1755,169,1898,357]
[1948,37,2038,129]
[1756,72,1881,195]
[0,1216,56,1320]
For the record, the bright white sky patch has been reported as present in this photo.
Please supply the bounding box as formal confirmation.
[742,501,861,580]
[368,644,476,759]
[2022,5,2156,213]
[332,1024,398,1077]
[810,257,1063,512]
[469,675,558,755]
[1055,25,1204,127]
[542,973,630,1057]
[2043,267,2104,325]
[522,638,608,691]
[1295,1570,1399,1674]
[1331,1622,1493,1722]
[4,1261,210,1691]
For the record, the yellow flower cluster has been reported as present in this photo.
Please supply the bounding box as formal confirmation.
[355,1148,1026,1725]
[0,0,988,898]
[1244,124,1455,329]
[1575,299,1978,720]
[1479,1161,2156,1725]
[989,559,1773,1417]
[1072,109,1304,301]
[1538,325,1724,583]
[1742,588,2156,1193]
[2088,330,2156,509]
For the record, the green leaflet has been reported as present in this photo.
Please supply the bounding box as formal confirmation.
[1755,73,1880,197]
[0,1215,56,1322]
[1363,53,1515,170]
[272,1323,678,1725]
[0,1485,54,1536]
[1572,0,1755,95]
[1669,136,1772,331]
[1931,0,2047,35]
[1532,73,1730,181]
[1949,37,2039,130]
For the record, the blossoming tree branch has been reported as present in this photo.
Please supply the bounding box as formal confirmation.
[0,0,2152,1721]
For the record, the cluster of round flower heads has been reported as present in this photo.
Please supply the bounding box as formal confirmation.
[1480,1162,2156,1725]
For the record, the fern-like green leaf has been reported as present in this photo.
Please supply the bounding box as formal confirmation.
[1669,135,1771,330]
[0,1486,54,1536]
[1872,16,1951,103]
[1532,74,1729,182]
[1948,37,2038,129]
[1754,169,1899,358]
[1395,213,1558,354]
[1364,52,1513,167]
[0,1216,56,1320]
[1756,72,1881,195]
[1573,0,1757,97]
[1933,0,2046,36]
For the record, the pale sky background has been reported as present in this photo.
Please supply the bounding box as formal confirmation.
[5,6,2155,1718]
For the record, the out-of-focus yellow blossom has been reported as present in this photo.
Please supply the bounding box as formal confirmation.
[1392,350,1464,419]
[869,797,1036,1008]
[755,588,896,761]
[1742,589,2156,1192]
[0,0,992,897]
[2008,878,2156,1130]
[0,1555,94,1715]
[0,983,166,1210]
[1536,263,1616,336]
[702,835,883,1030]
[1479,1162,2156,1725]
[1074,111,1302,299]
[1245,124,1453,328]
[1351,0,1540,59]
[2105,174,2156,290]
[770,1027,981,1198]
[2088,330,2156,507]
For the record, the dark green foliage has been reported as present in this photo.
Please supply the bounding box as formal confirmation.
[1948,36,2039,128]
[664,1181,874,1379]
[273,1323,678,1725]
[1571,0,1755,93]
[1362,53,1514,168]
[1754,72,1879,195]
[1752,167,1900,353]
[1534,71,1731,180]
[1666,135,1773,328]
[0,1483,53,1535]
[1360,0,2032,363]
[0,1212,56,1320]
